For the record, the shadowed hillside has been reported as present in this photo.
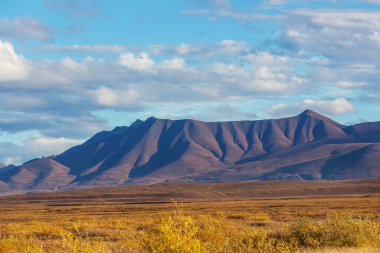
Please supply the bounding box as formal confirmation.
[1,110,380,193]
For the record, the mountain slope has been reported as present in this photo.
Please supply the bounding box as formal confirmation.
[321,143,380,180]
[1,110,379,193]
[0,158,74,191]
[344,122,380,142]
[54,110,350,184]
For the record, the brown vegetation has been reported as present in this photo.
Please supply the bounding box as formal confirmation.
[0,180,379,252]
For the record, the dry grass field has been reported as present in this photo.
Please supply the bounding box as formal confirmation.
[0,180,379,253]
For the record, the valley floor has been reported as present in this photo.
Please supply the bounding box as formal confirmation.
[0,180,379,252]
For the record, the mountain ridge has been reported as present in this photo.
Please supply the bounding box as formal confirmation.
[1,110,379,193]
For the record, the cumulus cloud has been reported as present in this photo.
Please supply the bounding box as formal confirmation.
[146,40,252,56]
[233,52,308,93]
[161,58,186,69]
[212,62,305,93]
[183,2,380,97]
[0,40,30,81]
[219,40,251,54]
[118,52,187,72]
[0,17,53,42]
[0,41,310,114]
[26,135,83,156]
[268,98,356,117]
[259,8,380,102]
[0,41,312,147]
[119,52,155,71]
[276,10,380,63]
[92,86,142,108]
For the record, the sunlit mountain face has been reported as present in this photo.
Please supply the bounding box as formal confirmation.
[1,110,379,194]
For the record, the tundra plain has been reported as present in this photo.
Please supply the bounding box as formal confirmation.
[0,180,379,252]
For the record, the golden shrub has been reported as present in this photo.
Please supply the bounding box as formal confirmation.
[288,213,380,249]
[141,213,201,253]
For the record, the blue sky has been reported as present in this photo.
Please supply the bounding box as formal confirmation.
[1,0,380,164]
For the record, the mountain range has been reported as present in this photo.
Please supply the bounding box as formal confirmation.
[1,109,379,194]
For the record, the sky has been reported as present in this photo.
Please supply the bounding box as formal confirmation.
[0,0,380,165]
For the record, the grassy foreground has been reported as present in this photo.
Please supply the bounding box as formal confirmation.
[0,181,379,252]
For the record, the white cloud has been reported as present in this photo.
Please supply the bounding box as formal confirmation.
[212,62,245,76]
[27,40,253,58]
[219,40,251,54]
[92,86,141,107]
[0,135,83,165]
[336,81,367,88]
[0,94,45,110]
[369,31,380,43]
[177,43,199,55]
[269,98,356,117]
[191,86,222,98]
[218,52,309,93]
[211,60,303,94]
[0,40,30,81]
[266,8,380,98]
[119,52,155,71]
[60,57,88,74]
[249,66,306,92]
[27,135,83,157]
[3,156,21,165]
[278,10,380,63]
[119,52,187,71]
[245,52,292,70]
[161,57,186,69]
[149,42,214,56]
[0,17,52,42]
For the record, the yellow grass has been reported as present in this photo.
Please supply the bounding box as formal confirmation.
[0,182,379,252]
[0,208,379,253]
[305,247,380,253]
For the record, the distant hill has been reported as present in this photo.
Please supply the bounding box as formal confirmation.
[1,110,380,193]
